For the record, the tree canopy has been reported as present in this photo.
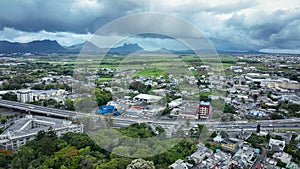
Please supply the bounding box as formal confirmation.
[0,123,197,169]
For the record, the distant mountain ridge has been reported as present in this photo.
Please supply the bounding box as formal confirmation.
[65,42,145,54]
[0,40,65,53]
[108,43,144,54]
[0,39,270,55]
[0,40,145,54]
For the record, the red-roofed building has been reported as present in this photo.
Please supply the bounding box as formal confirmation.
[198,101,210,118]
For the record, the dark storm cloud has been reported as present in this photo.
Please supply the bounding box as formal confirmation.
[217,8,300,50]
[207,0,257,14]
[137,33,174,39]
[270,19,300,49]
[0,0,299,51]
[226,9,300,40]
[0,0,147,34]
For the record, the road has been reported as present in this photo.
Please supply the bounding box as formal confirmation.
[0,99,300,130]
[250,147,266,169]
[0,99,77,118]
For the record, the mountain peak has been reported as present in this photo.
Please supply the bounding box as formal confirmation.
[0,40,65,53]
[108,43,144,54]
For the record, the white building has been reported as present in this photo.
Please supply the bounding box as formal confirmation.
[133,94,163,103]
[269,138,285,152]
[168,98,182,108]
[0,115,83,150]
[17,90,33,103]
[272,152,292,164]
[169,159,192,169]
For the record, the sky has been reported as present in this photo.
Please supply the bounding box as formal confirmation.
[0,0,300,52]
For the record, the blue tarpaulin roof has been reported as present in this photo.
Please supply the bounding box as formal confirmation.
[113,111,120,116]
[98,105,116,114]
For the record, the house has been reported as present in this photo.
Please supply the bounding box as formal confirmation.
[123,108,142,118]
[200,150,232,169]
[232,144,256,169]
[269,138,285,151]
[286,162,299,169]
[272,152,292,164]
[220,138,242,153]
[133,94,163,103]
[169,159,192,169]
[189,144,213,164]
[296,142,300,150]
[213,134,224,143]
[168,98,182,108]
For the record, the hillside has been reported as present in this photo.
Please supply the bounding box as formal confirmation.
[0,40,65,53]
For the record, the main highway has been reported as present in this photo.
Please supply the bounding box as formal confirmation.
[0,99,77,118]
[0,99,299,131]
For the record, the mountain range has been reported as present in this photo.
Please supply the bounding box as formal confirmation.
[0,40,146,54]
[0,40,65,53]
[0,39,267,55]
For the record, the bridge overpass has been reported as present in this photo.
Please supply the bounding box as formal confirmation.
[0,99,77,118]
[0,99,299,131]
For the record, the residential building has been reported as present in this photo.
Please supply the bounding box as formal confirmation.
[169,159,192,169]
[269,138,285,152]
[0,115,83,150]
[198,101,210,118]
[17,90,33,103]
[133,94,163,103]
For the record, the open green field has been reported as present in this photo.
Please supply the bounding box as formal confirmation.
[133,68,167,77]
[98,77,113,81]
[200,92,211,97]
[18,54,236,76]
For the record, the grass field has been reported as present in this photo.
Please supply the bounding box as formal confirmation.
[20,54,236,76]
[98,77,113,81]
[133,68,167,77]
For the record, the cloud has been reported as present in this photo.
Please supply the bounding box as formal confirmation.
[0,0,299,51]
[220,8,300,50]
[206,0,257,14]
[0,27,91,46]
[0,0,147,34]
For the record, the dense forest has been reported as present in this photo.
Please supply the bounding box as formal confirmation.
[0,123,196,169]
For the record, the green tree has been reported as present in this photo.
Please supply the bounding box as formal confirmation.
[96,158,131,169]
[223,103,236,114]
[65,98,75,110]
[270,112,283,120]
[126,159,155,169]
[0,153,12,168]
[277,161,287,168]
[11,147,35,169]
[95,88,112,106]
[2,92,17,101]
[161,108,171,116]
[80,157,94,169]
[62,133,97,150]
[253,94,258,101]
[129,81,149,93]
[246,134,268,149]
[210,131,218,138]
[274,135,282,140]
[74,98,97,113]
[32,84,45,90]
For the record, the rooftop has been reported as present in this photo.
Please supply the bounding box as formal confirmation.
[200,101,210,106]
[1,115,76,138]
